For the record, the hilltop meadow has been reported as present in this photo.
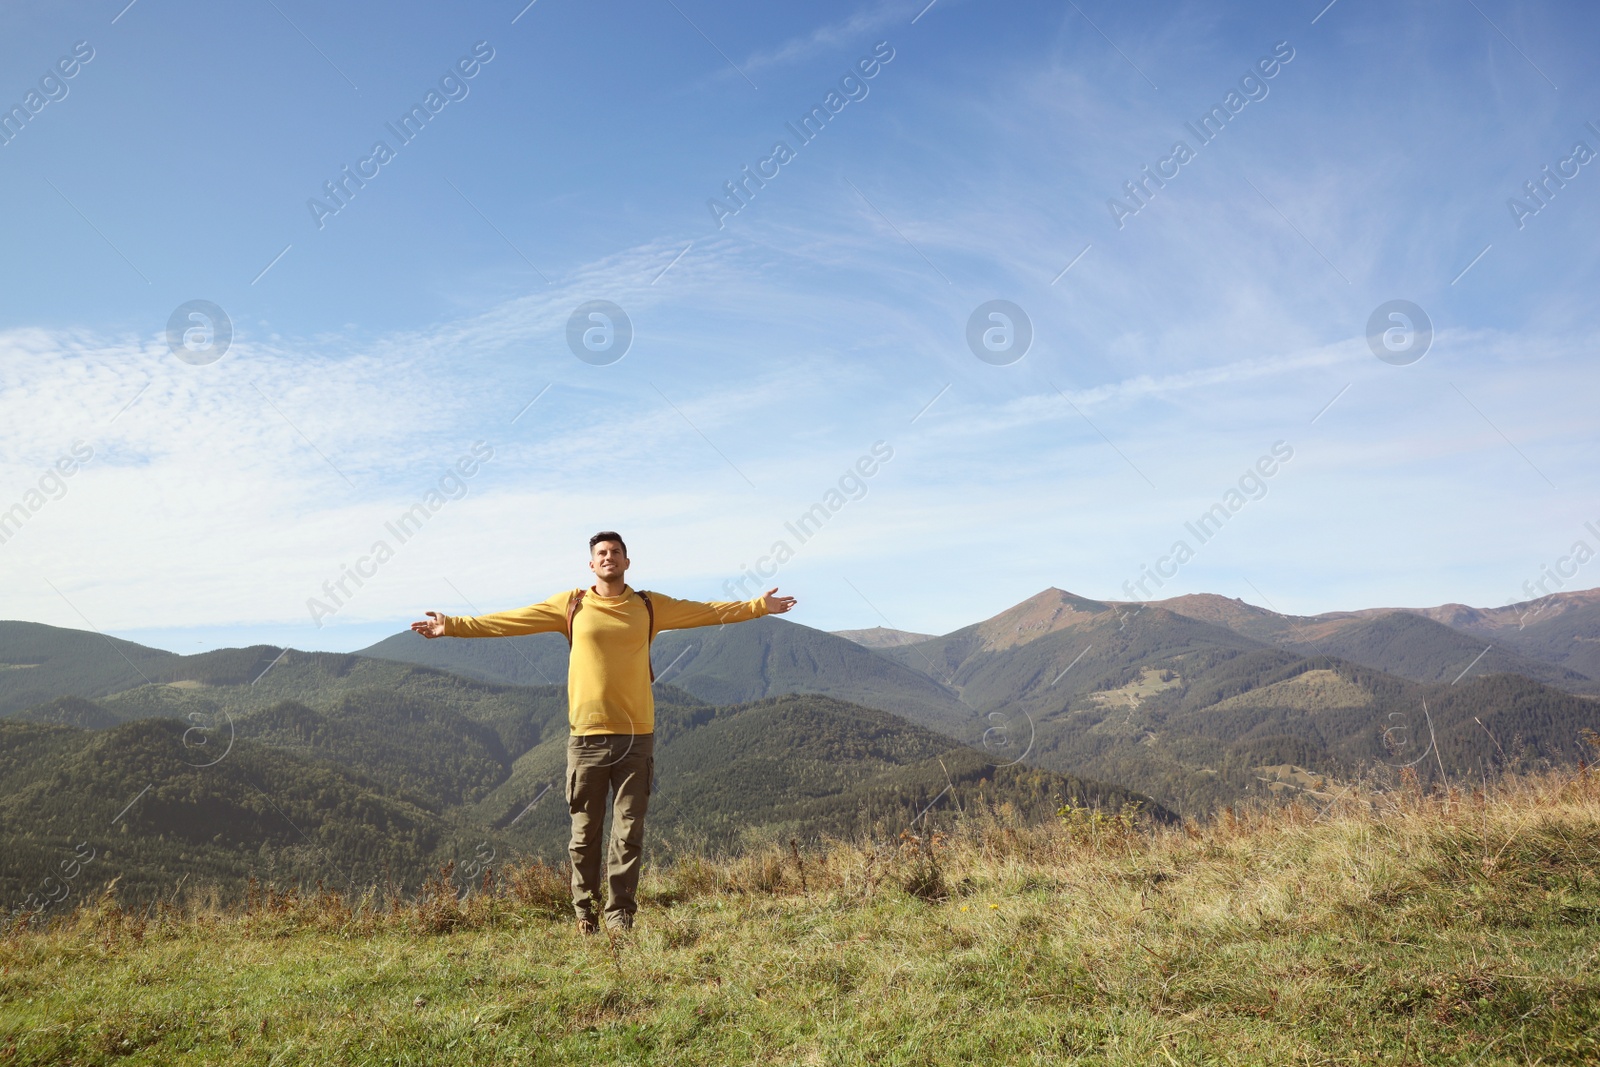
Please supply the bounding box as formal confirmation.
[4,762,1598,1066]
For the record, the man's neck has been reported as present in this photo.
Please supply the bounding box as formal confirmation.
[591,578,628,598]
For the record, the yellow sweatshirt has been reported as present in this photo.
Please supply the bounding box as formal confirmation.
[441,585,769,735]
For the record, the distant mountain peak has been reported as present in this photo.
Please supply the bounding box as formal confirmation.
[1134,593,1290,631]
[831,626,936,649]
[974,588,1109,652]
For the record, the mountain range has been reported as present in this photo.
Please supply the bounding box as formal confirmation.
[3,584,1597,909]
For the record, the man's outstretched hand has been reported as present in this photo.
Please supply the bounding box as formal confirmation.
[411,611,448,639]
[762,588,797,615]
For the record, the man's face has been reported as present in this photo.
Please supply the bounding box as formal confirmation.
[589,541,629,582]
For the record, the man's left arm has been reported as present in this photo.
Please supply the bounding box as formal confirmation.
[650,588,796,630]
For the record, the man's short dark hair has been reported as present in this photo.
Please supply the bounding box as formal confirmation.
[589,531,627,556]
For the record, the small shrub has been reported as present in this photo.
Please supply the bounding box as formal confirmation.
[503,858,571,917]
[1056,799,1145,847]
[896,830,946,902]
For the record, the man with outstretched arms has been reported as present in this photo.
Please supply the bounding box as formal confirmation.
[411,531,796,933]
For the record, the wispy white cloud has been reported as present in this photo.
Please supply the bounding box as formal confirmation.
[737,0,917,74]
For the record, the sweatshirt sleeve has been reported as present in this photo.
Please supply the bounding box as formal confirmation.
[442,590,571,638]
[648,591,770,631]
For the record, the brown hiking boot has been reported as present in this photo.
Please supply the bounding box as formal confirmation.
[604,913,634,933]
[576,914,599,935]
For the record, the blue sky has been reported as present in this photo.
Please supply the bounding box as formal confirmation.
[1,0,1597,653]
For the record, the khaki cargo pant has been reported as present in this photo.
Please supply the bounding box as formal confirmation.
[565,732,654,925]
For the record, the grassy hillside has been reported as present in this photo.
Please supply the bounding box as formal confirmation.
[3,768,1597,1065]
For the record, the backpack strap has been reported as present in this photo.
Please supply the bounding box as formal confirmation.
[637,590,656,682]
[565,587,658,683]
[564,589,585,647]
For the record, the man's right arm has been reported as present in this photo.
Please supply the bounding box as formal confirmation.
[436,591,571,638]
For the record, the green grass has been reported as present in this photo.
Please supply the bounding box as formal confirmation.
[4,768,1599,1065]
